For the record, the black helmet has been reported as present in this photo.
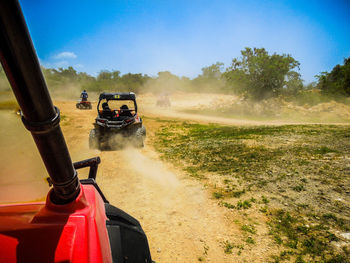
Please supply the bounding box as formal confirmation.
[120,104,129,110]
[102,102,109,109]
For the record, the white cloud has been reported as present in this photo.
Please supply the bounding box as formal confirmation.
[53,51,77,59]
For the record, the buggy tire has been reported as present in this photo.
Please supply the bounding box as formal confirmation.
[89,129,100,149]
[134,126,146,147]
[136,126,146,137]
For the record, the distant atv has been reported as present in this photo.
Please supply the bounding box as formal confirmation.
[76,99,92,109]
[89,92,146,149]
[156,94,171,107]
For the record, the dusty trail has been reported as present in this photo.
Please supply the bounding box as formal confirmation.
[1,93,349,261]
[139,93,350,126]
[2,93,349,261]
[142,106,350,126]
[57,101,239,262]
[56,96,349,262]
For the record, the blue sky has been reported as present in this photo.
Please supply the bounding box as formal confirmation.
[20,0,350,83]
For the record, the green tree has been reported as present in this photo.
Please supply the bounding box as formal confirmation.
[111,70,121,80]
[119,73,149,92]
[284,71,303,96]
[56,66,78,80]
[94,70,122,92]
[316,57,350,97]
[200,62,224,80]
[192,62,226,93]
[97,70,113,81]
[223,47,301,100]
[157,71,180,82]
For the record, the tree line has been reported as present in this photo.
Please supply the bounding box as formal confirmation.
[0,47,349,103]
[316,57,350,97]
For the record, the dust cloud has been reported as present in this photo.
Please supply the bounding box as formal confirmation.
[138,92,350,124]
[49,84,81,100]
[39,69,350,124]
[120,147,180,188]
[48,84,100,102]
[136,72,350,123]
[0,111,48,203]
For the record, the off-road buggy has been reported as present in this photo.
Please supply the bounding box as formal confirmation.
[156,93,171,107]
[89,92,146,149]
[76,99,92,109]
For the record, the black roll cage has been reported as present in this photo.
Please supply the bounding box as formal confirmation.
[97,92,138,118]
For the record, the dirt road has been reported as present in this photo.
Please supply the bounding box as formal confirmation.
[2,93,348,261]
[57,96,350,262]
[58,101,243,262]
[0,94,298,262]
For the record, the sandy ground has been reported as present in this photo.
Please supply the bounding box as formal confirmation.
[54,101,241,262]
[57,98,287,262]
[0,93,284,263]
[56,96,350,262]
[1,93,349,262]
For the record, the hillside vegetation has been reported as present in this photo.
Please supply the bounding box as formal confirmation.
[1,47,349,109]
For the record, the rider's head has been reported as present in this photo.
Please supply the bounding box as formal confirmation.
[83,89,86,92]
[102,102,109,110]
[120,104,129,111]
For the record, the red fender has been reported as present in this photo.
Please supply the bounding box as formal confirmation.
[0,185,112,263]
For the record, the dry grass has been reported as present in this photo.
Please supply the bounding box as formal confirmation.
[152,119,350,262]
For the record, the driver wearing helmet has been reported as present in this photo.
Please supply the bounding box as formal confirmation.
[80,90,88,102]
[120,104,133,117]
[101,102,115,119]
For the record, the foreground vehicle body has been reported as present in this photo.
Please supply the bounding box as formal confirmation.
[89,93,146,150]
[0,179,152,263]
[0,160,152,263]
[0,1,153,262]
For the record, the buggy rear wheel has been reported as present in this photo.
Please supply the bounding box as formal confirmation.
[134,126,146,147]
[89,129,100,149]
